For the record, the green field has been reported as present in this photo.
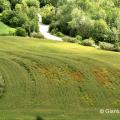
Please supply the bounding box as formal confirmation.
[0,21,15,35]
[0,36,120,120]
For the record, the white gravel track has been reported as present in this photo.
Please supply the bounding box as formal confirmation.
[38,14,62,41]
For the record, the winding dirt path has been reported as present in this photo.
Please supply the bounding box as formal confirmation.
[38,14,62,41]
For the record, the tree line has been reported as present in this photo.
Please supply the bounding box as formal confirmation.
[40,0,120,51]
[0,0,40,36]
[0,0,120,51]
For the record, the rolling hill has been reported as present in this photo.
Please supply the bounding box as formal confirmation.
[0,36,120,120]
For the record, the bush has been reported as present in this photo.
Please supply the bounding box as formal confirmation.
[0,0,10,13]
[26,0,39,8]
[55,32,64,37]
[92,19,110,43]
[36,115,44,120]
[42,16,52,25]
[40,4,54,24]
[76,35,82,44]
[113,43,120,52]
[16,27,27,37]
[99,42,115,51]
[76,35,82,41]
[31,32,44,39]
[9,30,15,36]
[63,36,78,43]
[81,38,95,46]
[0,30,15,36]
[50,28,58,34]
[114,47,120,52]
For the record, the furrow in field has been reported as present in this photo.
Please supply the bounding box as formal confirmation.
[7,51,120,108]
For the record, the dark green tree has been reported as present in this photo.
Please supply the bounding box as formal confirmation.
[8,0,22,9]
[0,0,10,13]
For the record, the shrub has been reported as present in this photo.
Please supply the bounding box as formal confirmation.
[1,10,13,25]
[42,16,52,25]
[76,35,82,41]
[31,32,44,39]
[16,27,27,37]
[63,36,78,43]
[40,4,54,24]
[92,19,111,43]
[36,115,44,120]
[9,30,15,36]
[114,43,120,52]
[114,47,120,52]
[99,42,115,51]
[55,32,64,37]
[26,0,39,8]
[50,28,58,34]
[0,0,10,13]
[81,38,95,46]
[0,31,15,36]
[76,35,82,44]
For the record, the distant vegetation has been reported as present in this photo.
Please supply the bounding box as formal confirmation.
[0,0,120,52]
[40,0,120,51]
[0,0,39,36]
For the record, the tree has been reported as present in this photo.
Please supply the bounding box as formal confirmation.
[39,0,49,7]
[40,4,54,24]
[16,27,27,36]
[1,10,13,25]
[26,0,39,8]
[39,0,67,7]
[8,0,22,9]
[0,0,10,13]
[112,0,120,7]
[93,19,111,42]
[69,8,94,38]
[54,3,73,35]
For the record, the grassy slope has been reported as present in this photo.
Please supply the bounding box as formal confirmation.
[0,36,120,120]
[0,21,15,35]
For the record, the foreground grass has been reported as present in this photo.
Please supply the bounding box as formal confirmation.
[0,36,120,120]
[0,21,15,35]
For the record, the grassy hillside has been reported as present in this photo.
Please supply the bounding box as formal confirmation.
[0,36,120,120]
[0,21,15,35]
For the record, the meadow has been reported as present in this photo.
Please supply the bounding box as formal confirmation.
[0,36,120,120]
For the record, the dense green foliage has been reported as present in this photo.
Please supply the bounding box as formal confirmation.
[0,36,120,119]
[0,0,10,13]
[16,27,27,36]
[40,4,54,24]
[31,32,44,39]
[99,41,120,52]
[63,36,79,43]
[0,0,39,36]
[0,0,119,47]
[47,0,120,46]
[99,42,115,51]
[81,38,95,47]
